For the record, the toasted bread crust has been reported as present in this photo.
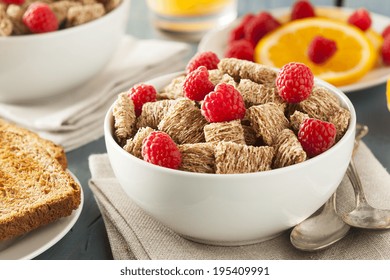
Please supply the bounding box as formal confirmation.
[0,128,80,241]
[0,119,67,169]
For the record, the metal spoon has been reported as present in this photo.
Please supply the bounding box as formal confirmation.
[290,124,368,251]
[342,150,390,229]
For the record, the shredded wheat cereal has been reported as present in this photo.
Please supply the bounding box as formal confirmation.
[112,92,136,146]
[289,111,309,133]
[1,0,122,36]
[215,142,274,174]
[66,3,105,27]
[159,75,185,100]
[247,103,290,145]
[328,108,351,141]
[137,99,177,129]
[218,58,277,86]
[208,69,224,86]
[50,1,82,24]
[113,58,351,174]
[237,79,284,108]
[158,99,207,144]
[242,124,258,146]
[204,120,245,144]
[273,129,307,168]
[178,143,215,173]
[299,86,341,121]
[123,127,154,159]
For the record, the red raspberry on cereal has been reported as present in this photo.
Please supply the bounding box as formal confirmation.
[22,2,59,34]
[128,84,157,116]
[186,51,220,74]
[142,131,182,169]
[201,83,246,123]
[307,35,337,64]
[382,25,390,38]
[298,118,336,157]
[183,66,215,101]
[347,8,372,31]
[275,62,314,103]
[291,0,316,20]
[1,0,24,4]
[381,35,390,65]
[228,13,255,43]
[245,12,281,46]
[225,39,254,61]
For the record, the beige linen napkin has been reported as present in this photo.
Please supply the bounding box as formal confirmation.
[88,142,390,260]
[0,36,190,151]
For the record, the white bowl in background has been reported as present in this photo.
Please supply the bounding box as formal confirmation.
[104,72,356,245]
[0,0,130,103]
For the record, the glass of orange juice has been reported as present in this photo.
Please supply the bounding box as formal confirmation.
[146,0,237,38]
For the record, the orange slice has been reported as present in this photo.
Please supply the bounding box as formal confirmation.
[277,7,383,53]
[254,17,378,86]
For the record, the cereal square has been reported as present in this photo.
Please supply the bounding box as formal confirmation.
[179,143,215,173]
[204,120,245,144]
[272,129,307,168]
[123,126,154,158]
[136,99,177,129]
[246,102,290,145]
[158,99,207,144]
[113,92,136,146]
[215,142,274,174]
[237,79,284,108]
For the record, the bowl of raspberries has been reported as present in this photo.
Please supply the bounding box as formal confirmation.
[104,52,356,245]
[0,0,130,102]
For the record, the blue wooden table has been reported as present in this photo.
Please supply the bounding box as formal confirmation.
[35,0,390,259]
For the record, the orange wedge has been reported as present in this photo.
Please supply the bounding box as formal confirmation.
[254,17,378,86]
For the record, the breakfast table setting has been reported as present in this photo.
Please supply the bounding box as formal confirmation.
[0,0,390,262]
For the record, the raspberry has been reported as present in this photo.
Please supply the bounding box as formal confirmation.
[347,8,371,31]
[142,131,182,169]
[22,2,59,34]
[186,51,220,74]
[307,35,337,64]
[382,25,390,38]
[183,66,215,101]
[128,84,157,116]
[381,35,390,65]
[0,0,24,4]
[244,12,281,46]
[201,83,246,123]
[298,118,336,157]
[275,62,314,103]
[291,0,316,20]
[228,14,255,43]
[225,39,254,61]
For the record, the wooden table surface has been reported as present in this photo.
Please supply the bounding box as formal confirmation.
[35,0,390,259]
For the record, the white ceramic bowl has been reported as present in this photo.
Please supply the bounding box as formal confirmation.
[0,0,130,103]
[104,72,356,245]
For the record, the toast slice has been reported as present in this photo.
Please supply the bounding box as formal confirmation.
[0,130,81,241]
[0,119,67,169]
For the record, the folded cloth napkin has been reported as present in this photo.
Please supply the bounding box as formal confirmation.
[88,142,390,260]
[0,36,190,151]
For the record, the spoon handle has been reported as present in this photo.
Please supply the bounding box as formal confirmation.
[346,159,368,206]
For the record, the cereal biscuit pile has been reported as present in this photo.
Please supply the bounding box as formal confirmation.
[0,0,121,36]
[112,56,351,174]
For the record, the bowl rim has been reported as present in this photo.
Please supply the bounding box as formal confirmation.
[0,0,130,41]
[104,71,356,179]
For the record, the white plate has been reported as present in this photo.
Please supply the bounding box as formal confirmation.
[0,171,83,260]
[198,6,390,93]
